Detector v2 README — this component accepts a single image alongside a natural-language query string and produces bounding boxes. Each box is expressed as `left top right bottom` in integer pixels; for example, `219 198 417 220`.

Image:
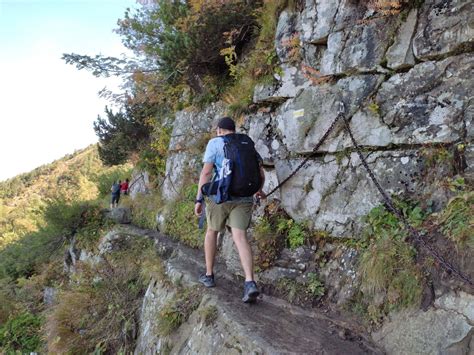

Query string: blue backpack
202 134 262 204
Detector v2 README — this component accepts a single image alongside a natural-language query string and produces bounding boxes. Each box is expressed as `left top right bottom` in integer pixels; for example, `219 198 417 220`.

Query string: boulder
413 0 474 61
372 308 473 355
104 207 132 224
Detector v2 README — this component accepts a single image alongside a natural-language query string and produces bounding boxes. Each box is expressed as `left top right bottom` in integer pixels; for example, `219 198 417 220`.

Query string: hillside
1 1 473 354
0 145 131 249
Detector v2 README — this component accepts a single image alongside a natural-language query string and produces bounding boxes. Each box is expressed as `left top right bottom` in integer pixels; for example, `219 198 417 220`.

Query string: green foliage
157 287 201 336
368 102 380 115
0 311 42 353
276 273 324 305
94 166 133 198
94 105 156 166
306 272 325 297
46 238 158 354
128 191 163 230
136 122 172 178
355 200 426 323
438 191 474 248
164 184 203 248
222 1 286 113
0 145 129 250
0 200 107 281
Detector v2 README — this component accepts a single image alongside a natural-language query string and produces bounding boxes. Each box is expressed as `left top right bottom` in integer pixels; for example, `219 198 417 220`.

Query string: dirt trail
123 225 383 354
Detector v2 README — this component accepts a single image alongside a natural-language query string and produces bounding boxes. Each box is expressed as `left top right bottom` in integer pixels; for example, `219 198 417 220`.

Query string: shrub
46 238 159 354
128 191 163 230
94 166 133 198
356 201 426 322
0 311 42 353
164 184 204 248
438 191 473 248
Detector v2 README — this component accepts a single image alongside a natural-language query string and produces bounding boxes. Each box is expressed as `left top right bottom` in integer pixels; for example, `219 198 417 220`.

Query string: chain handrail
265 102 473 287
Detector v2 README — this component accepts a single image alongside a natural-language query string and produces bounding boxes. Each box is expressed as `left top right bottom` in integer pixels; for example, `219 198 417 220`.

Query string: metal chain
265 113 341 197
264 102 472 286
341 113 473 287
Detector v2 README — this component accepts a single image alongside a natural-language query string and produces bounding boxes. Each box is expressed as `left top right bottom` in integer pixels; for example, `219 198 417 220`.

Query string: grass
127 191 163 230
354 200 427 323
199 305 218 326
438 191 474 248
45 238 160 354
157 286 201 336
164 184 204 248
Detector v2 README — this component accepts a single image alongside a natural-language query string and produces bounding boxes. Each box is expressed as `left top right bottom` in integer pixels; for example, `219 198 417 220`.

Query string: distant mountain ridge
0 144 130 249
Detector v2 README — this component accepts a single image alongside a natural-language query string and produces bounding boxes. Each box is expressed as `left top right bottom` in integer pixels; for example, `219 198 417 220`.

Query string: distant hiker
195 117 265 303
110 180 121 208
121 178 129 195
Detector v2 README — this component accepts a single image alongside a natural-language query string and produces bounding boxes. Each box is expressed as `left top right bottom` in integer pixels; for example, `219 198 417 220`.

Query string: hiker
120 178 129 195
194 117 266 303
110 180 121 208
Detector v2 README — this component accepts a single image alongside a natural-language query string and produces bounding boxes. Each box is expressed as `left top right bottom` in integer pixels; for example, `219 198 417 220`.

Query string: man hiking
194 117 265 303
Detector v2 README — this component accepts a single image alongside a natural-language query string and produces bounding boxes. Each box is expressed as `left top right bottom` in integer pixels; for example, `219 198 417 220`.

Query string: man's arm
255 165 266 199
195 163 214 216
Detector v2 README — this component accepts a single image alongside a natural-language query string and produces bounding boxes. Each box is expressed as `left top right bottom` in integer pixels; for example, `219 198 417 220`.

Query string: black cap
217 117 236 131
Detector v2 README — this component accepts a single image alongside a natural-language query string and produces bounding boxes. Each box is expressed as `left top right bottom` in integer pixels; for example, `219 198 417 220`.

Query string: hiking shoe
242 281 259 303
199 274 216 288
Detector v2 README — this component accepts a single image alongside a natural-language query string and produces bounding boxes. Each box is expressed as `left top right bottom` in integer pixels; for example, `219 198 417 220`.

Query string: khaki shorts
206 199 253 232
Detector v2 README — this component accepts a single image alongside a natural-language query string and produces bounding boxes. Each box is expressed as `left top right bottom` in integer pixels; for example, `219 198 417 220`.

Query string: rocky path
116 225 383 354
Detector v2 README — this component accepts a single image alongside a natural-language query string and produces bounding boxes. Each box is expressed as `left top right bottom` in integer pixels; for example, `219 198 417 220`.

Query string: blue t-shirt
203 136 254 202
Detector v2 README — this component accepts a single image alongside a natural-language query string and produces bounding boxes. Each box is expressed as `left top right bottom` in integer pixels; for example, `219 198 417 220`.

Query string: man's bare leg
204 228 219 275
231 227 254 281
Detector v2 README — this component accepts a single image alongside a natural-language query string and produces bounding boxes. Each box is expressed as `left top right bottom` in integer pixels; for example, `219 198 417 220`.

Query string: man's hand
195 202 203 217
255 189 266 200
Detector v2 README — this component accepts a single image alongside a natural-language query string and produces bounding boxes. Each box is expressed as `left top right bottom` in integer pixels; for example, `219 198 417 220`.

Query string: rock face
162 103 226 201
157 1 474 353
413 0 474 61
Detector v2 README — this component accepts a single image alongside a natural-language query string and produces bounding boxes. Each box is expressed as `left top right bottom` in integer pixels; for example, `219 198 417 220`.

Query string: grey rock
163 103 226 201
275 9 301 63
320 247 359 306
300 0 368 44
377 54 473 145
434 291 474 323
130 171 150 199
321 17 398 75
162 152 201 202
253 65 311 104
372 308 473 355
43 287 57 307
386 9 418 70
275 150 428 237
275 75 383 154
413 0 474 61
104 207 132 224
246 111 274 164
168 102 226 152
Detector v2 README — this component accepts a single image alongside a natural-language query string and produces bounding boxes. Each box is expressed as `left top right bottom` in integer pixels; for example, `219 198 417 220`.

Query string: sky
0 0 141 181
